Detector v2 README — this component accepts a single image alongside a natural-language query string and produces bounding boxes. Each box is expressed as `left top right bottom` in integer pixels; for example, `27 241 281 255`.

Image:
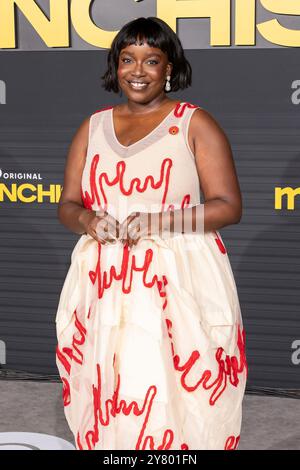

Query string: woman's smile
126 79 149 91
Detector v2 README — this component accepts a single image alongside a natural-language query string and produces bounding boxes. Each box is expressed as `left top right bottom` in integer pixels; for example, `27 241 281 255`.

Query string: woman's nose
132 62 145 74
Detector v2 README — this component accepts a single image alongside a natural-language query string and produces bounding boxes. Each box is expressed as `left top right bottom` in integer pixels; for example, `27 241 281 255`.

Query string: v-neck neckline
110 101 182 149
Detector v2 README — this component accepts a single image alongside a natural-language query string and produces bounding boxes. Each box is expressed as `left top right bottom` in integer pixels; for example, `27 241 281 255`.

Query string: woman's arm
190 108 243 231
57 116 95 234
158 108 243 235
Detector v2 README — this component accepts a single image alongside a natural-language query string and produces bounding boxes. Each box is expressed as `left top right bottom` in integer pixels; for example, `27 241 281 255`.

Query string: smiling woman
119 49 165 92
101 16 192 96
55 16 247 451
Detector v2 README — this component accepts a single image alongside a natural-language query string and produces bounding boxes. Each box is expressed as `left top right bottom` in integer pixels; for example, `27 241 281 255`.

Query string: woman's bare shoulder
190 107 223 130
189 107 230 147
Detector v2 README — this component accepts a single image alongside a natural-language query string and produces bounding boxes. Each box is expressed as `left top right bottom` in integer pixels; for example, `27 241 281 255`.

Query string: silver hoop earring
165 75 171 92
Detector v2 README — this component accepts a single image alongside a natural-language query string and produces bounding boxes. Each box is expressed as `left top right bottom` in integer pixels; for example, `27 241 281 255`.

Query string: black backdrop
0 48 300 388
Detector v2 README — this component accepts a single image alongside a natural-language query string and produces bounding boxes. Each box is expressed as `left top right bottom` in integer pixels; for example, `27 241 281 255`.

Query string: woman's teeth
128 81 148 90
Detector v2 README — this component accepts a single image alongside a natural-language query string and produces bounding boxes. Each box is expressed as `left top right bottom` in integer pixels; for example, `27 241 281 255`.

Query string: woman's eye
121 58 158 65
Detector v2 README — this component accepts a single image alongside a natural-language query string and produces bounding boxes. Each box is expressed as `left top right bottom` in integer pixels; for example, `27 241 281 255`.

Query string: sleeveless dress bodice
81 102 203 223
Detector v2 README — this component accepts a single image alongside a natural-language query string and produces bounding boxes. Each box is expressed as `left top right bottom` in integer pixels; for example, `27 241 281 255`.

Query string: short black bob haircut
101 17 192 95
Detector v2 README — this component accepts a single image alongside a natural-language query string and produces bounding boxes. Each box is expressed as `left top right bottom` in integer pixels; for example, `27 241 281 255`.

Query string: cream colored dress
55 101 248 450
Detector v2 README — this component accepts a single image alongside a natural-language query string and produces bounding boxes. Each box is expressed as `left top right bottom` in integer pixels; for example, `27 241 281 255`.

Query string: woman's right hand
79 208 120 245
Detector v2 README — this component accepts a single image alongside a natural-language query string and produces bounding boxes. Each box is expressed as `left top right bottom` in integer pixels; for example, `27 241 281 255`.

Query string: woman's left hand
119 211 169 248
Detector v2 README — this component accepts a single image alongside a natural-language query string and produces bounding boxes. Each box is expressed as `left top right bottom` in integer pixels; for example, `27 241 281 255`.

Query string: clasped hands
95 210 171 248
94 204 204 248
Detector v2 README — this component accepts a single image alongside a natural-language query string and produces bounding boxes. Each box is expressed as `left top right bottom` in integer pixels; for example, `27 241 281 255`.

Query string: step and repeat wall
0 1 300 388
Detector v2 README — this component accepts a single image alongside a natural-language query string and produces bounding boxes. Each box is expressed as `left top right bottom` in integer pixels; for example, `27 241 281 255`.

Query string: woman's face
117 40 172 103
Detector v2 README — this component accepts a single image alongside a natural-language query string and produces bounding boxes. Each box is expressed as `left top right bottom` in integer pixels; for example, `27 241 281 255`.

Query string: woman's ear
167 62 173 76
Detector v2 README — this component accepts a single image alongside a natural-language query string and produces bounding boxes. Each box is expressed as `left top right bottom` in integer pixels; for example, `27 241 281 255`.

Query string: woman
55 17 248 451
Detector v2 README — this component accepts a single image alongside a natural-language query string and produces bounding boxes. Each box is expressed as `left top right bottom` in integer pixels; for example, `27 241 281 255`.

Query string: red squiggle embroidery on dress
56 309 87 405
174 102 199 118
81 154 174 213
81 154 101 209
88 241 169 301
80 102 199 213
224 435 240 450
62 377 71 407
156 274 168 310
58 310 87 367
170 321 247 405
76 362 189 451
159 276 248 406
214 230 227 254
167 193 191 212
56 344 71 375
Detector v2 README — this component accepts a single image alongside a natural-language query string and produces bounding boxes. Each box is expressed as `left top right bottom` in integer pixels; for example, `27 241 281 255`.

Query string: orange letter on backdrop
157 0 231 46
71 0 118 49
0 0 69 49
235 0 256 45
258 0 300 47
